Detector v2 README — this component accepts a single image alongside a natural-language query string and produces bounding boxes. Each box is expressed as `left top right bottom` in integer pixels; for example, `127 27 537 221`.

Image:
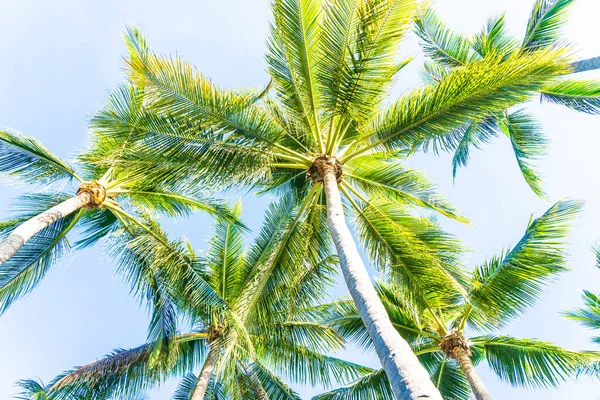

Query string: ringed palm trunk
321 167 443 400
451 347 492 400
0 192 93 264
190 346 219 400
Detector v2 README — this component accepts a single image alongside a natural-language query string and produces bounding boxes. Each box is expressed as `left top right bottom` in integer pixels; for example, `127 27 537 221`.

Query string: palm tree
93 1 600 398
18 202 369 400
414 0 600 196
315 200 600 400
0 79 244 317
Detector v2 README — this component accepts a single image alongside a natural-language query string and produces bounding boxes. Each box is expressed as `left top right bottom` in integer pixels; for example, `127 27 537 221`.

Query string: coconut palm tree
414 0 600 196
0 79 246 317
314 200 600 400
92 0 600 397
18 202 369 400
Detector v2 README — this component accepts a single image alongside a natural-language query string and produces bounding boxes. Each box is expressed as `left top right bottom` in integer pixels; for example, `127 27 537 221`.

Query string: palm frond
415 7 473 67
320 0 419 123
345 47 571 161
466 200 581 330
564 290 600 344
0 130 80 185
16 379 49 400
451 117 499 179
312 368 392 400
499 109 547 198
345 153 468 222
470 335 598 388
245 361 302 400
350 196 467 308
48 336 207 399
0 193 82 315
472 14 519 58
172 373 198 400
419 351 471 400
73 208 119 249
541 79 600 114
523 0 574 50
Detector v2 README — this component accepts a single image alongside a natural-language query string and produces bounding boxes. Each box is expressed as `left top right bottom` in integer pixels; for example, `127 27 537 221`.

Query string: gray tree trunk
322 168 442 400
451 347 492 400
571 56 600 73
0 192 92 264
190 346 218 400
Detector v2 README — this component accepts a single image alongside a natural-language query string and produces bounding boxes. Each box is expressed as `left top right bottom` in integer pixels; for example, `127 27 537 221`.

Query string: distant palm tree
18 202 368 400
0 82 239 317
315 200 600 400
414 0 600 196
100 1 600 398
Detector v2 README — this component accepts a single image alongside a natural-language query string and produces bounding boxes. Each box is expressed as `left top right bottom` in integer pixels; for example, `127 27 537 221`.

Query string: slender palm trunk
451 347 492 400
571 56 600 73
190 346 218 400
322 168 442 400
0 192 92 264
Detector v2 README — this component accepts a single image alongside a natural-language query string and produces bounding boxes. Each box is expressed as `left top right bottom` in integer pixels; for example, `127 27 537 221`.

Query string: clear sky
0 0 599 399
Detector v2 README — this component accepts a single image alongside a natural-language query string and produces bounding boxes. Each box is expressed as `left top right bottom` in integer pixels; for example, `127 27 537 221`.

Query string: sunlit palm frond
419 351 471 400
523 0 574 50
345 153 468 222
472 14 519 58
499 110 547 198
16 379 50 400
465 200 581 330
312 368 392 400
350 196 467 308
451 117 499 180
470 335 597 388
48 337 206 400
541 79 600 114
0 130 80 185
0 194 82 315
73 208 120 249
565 290 600 344
345 47 571 161
245 361 302 400
415 7 473 68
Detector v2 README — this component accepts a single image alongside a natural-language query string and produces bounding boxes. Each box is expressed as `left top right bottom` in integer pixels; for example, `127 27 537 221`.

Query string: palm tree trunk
451 347 492 400
571 56 600 73
190 346 218 400
0 192 92 264
321 168 442 400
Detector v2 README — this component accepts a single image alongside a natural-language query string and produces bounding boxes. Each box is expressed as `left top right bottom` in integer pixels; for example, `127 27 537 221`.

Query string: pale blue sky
0 0 599 399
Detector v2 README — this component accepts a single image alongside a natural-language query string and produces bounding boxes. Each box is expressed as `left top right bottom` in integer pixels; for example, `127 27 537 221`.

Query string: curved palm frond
541 79 600 114
565 290 600 344
465 199 581 330
0 130 81 185
312 368 392 400
523 0 574 50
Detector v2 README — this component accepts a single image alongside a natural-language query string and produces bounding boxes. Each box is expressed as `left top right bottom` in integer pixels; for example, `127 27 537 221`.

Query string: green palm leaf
312 368 391 400
451 118 498 180
466 200 581 330
565 290 600 343
344 47 571 161
523 0 574 50
420 352 471 400
472 14 519 58
0 130 80 185
415 8 473 68
470 335 598 388
541 79 600 114
499 109 547 198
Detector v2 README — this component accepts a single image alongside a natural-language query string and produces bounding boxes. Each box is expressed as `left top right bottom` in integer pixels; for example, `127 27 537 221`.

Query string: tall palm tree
314 200 600 400
414 0 600 196
93 1 600 398
18 202 369 400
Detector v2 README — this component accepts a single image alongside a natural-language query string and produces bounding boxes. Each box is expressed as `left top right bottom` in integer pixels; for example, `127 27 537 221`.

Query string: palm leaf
312 368 392 400
523 0 574 50
541 79 600 114
344 47 571 161
470 335 598 388
466 200 581 330
472 14 519 58
451 117 499 179
564 290 600 344
415 8 473 67
0 130 80 185
499 109 547 198
16 379 50 400
419 351 471 400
